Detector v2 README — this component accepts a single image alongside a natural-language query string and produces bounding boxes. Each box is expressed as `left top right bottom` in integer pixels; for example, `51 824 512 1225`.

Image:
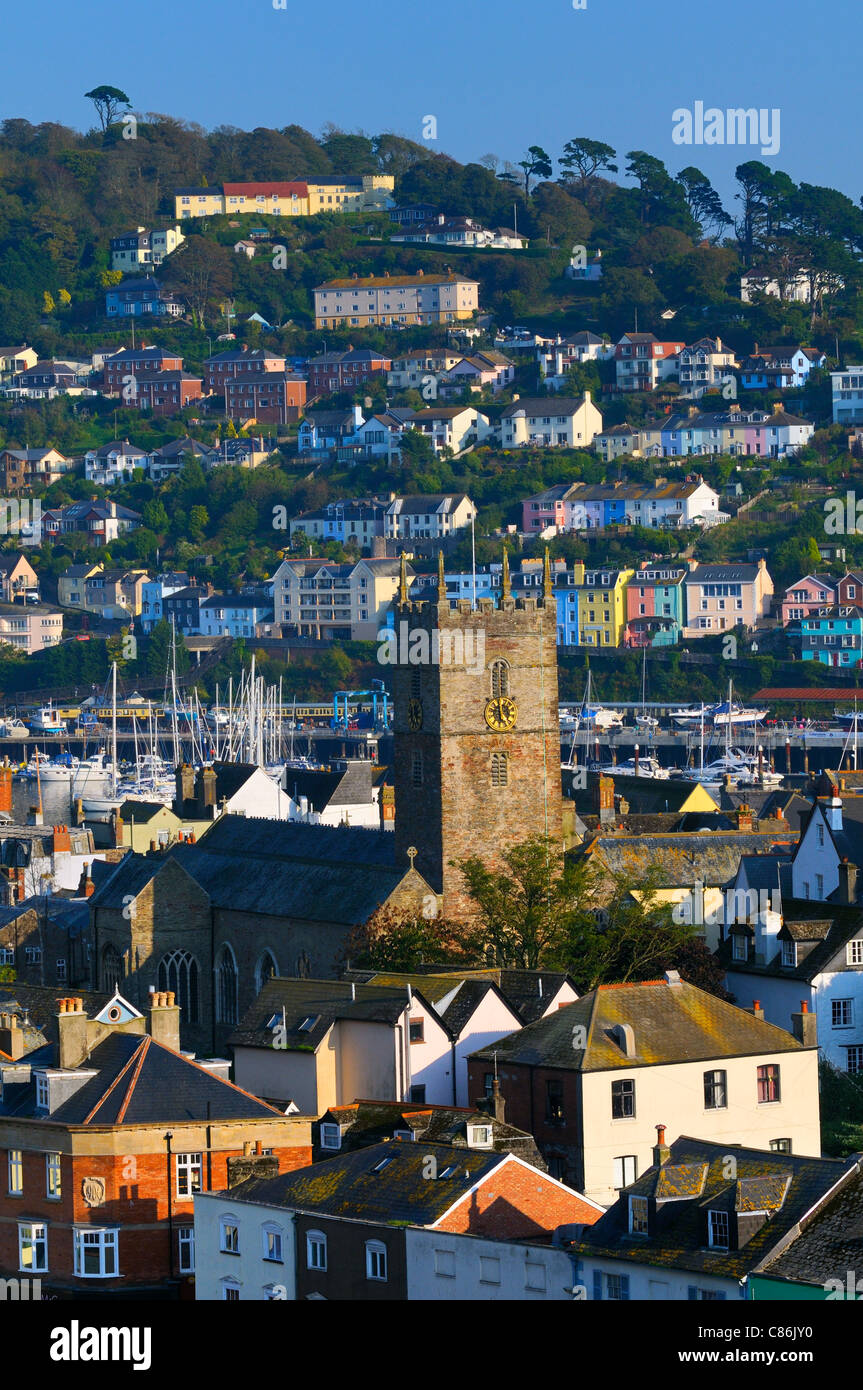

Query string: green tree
84 85 131 131
559 138 618 195
517 146 553 198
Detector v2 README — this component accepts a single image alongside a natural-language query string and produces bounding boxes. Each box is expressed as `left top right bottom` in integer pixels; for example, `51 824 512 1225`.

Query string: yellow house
174 175 394 221
572 562 634 647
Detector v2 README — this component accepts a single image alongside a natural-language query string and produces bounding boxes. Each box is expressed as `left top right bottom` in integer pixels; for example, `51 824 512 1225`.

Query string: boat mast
111 660 117 798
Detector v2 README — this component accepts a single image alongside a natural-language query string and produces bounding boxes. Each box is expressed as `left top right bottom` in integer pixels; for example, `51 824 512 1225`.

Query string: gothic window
255 950 277 994
158 950 199 1024
491 661 509 698
412 750 423 787
491 752 509 788
216 945 238 1025
101 943 123 994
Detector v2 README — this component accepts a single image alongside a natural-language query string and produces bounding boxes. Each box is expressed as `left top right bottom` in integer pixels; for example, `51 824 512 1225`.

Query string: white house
198 592 273 639
405 1228 580 1300
538 333 614 390
499 393 603 449
741 268 843 304
677 337 738 398
406 406 491 455
831 367 863 425
384 493 476 542
84 440 148 486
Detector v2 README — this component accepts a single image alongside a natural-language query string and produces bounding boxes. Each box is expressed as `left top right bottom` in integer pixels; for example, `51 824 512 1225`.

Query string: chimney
200 765 218 810
176 763 195 809
490 1076 506 1124
0 763 12 815
52 824 72 855
653 1123 671 1167
0 1011 25 1060
56 996 89 1069
736 803 755 833
791 1000 817 1047
824 788 843 832
838 858 858 905
750 999 765 1021
148 990 181 1052
594 774 615 825
77 863 95 898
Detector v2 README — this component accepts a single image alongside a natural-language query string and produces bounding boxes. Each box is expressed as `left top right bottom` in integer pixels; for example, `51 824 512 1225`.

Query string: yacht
607 755 670 780
28 705 66 735
35 752 80 784
712 701 769 727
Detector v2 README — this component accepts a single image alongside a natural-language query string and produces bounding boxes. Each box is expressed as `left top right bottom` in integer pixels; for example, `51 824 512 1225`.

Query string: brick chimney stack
653 1123 671 1167
791 1000 817 1048
0 1011 26 1060
56 996 88 1068
148 990 181 1053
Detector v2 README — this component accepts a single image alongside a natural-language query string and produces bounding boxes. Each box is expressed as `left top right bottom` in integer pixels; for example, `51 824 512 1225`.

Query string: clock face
484 696 518 731
407 697 423 731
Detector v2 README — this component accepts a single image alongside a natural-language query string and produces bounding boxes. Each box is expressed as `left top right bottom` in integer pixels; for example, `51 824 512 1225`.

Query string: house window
56 959 66 983
36 1074 49 1110
8 1149 22 1194
833 999 853 1028
594 1271 630 1301
220 1219 240 1254
176 1152 202 1198
307 1230 327 1270
319 1123 341 1150
262 1224 283 1263
847 1046 863 1075
703 1070 727 1110
546 1078 565 1123
409 1019 424 1043
19 1222 47 1274
74 1228 118 1277
479 1255 501 1285
817 823 825 847
781 941 797 968
613 1155 638 1189
25 946 41 965
365 1240 387 1281
491 752 508 788
222 1280 240 1301
178 1226 195 1273
525 1262 547 1291
46 1152 61 1199
769 1138 792 1154
708 1210 730 1249
611 1078 635 1119
849 940 863 967
629 1196 649 1235
757 1064 781 1103
434 1248 455 1278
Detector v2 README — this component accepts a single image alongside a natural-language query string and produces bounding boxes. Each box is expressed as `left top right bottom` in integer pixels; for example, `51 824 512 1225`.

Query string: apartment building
132 372 204 415
204 347 286 394
224 371 306 424
677 337 738 398
272 558 409 641
314 272 479 329
102 347 184 393
832 367 863 424
109 225 185 273
0 603 62 653
174 175 394 220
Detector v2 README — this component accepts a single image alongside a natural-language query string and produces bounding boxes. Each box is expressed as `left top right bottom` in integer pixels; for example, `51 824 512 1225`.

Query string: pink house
781 574 837 625
521 483 574 534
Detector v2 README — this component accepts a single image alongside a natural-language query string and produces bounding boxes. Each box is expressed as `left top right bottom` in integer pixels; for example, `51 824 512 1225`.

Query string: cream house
271 557 407 641
314 273 479 329
684 558 773 635
499 393 603 449
469 973 821 1206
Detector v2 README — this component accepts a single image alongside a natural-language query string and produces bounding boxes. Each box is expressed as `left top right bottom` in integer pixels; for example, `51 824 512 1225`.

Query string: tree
517 146 553 198
559 138 617 194
160 238 232 329
456 839 584 969
42 290 55 314
342 904 478 972
84 86 131 132
675 167 732 241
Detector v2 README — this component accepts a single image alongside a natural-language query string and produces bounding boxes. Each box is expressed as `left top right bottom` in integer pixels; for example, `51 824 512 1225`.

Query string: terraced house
272 556 408 641
173 176 394 220
314 272 479 329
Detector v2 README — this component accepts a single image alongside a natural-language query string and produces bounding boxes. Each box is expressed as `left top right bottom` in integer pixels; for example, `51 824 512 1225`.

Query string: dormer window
467 1124 492 1149
35 1074 49 1110
629 1196 649 1235
319 1123 341 1150
393 1129 416 1141
732 935 747 962
708 1210 730 1249
781 941 797 968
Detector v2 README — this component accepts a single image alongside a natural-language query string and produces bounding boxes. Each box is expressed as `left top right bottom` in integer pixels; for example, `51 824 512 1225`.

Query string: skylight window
297 1015 320 1033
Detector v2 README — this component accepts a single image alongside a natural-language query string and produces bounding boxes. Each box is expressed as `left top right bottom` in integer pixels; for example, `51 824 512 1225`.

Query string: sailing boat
634 648 658 730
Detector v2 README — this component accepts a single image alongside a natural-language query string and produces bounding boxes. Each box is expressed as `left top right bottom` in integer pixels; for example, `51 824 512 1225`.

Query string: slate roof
318 1100 545 1167
345 971 518 1038
0 984 110 1054
470 977 807 1072
755 1161 863 1288
228 976 410 1050
571 1137 854 1281
0 1030 283 1123
580 830 794 886
222 1139 507 1224
721 899 863 982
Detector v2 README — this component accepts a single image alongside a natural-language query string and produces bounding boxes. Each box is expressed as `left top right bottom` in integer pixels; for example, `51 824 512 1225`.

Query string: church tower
391 550 563 920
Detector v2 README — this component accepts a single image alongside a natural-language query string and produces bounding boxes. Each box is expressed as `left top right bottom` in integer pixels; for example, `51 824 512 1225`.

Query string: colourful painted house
800 605 863 668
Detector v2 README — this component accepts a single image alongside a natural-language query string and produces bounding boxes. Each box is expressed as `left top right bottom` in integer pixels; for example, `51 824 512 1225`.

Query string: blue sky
5 0 860 208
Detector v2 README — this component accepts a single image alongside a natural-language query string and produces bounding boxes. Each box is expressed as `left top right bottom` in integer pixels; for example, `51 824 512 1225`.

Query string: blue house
800 605 863 668
105 277 184 319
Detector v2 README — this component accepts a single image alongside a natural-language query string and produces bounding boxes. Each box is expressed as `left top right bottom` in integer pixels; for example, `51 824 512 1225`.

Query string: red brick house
225 371 307 424
307 348 391 397
0 990 311 1299
133 372 203 415
204 348 286 394
103 347 184 394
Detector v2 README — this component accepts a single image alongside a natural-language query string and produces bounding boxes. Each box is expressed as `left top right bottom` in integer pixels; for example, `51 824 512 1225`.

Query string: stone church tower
392 550 563 920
